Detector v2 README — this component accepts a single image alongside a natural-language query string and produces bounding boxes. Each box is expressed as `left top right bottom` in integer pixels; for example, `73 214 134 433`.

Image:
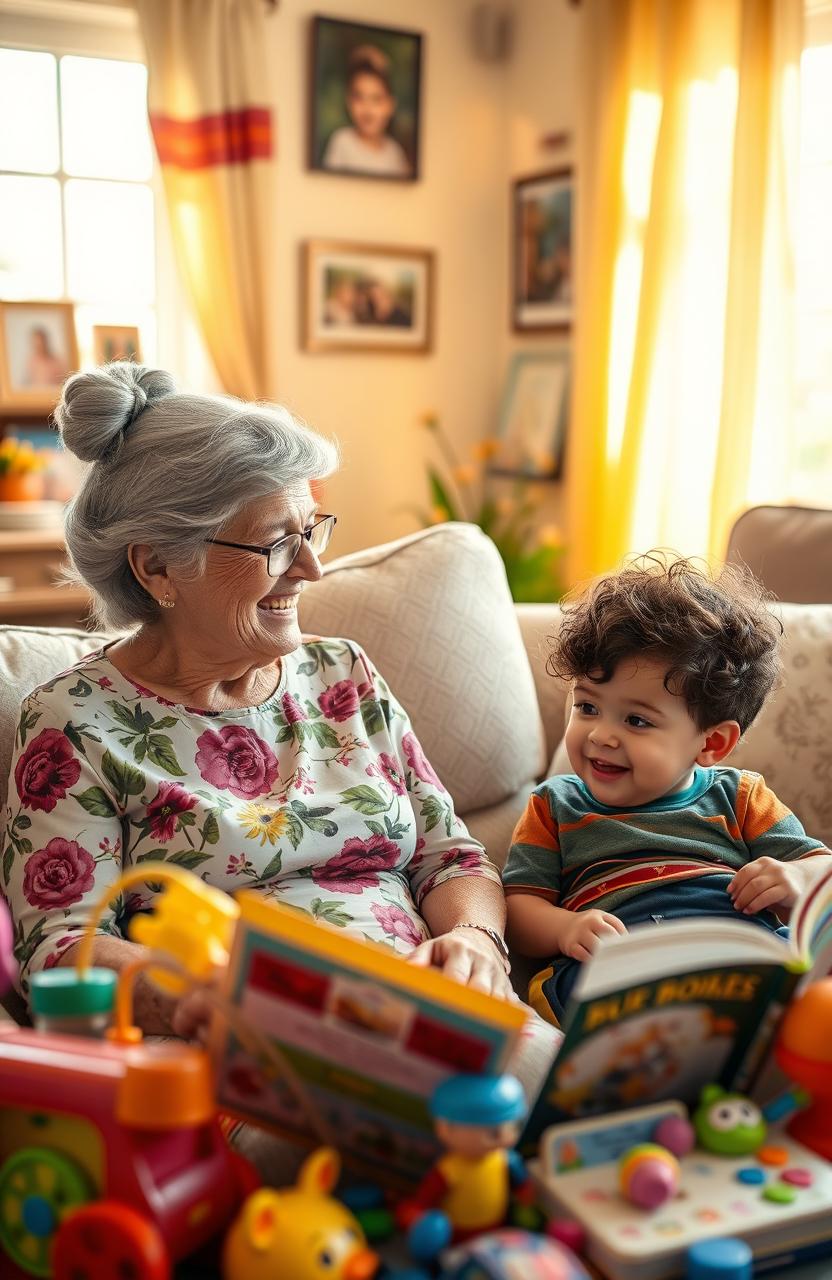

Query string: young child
503 557 832 1025
322 45 411 178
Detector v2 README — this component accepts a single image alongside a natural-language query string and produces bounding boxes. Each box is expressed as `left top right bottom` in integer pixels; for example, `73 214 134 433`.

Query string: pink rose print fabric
23 838 95 910
196 726 278 799
14 729 81 813
3 638 498 995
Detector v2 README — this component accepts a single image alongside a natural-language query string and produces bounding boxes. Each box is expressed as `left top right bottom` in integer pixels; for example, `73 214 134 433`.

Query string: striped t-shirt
502 767 825 914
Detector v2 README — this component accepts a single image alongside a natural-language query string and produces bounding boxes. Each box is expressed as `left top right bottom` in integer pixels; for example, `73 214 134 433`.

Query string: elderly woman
4 363 519 1043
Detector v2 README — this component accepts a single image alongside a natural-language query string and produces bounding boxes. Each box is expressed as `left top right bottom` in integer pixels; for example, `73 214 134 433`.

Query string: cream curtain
568 0 802 583
136 0 276 400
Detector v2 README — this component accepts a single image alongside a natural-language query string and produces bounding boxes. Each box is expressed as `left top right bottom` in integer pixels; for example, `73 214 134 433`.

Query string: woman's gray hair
56 362 338 631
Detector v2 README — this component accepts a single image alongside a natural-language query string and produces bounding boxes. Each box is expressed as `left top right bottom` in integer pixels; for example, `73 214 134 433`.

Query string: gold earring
158 593 175 609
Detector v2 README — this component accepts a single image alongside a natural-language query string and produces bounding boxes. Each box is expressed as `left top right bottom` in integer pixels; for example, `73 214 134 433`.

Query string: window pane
0 49 59 174
60 57 152 181
65 180 155 303
0 176 63 298
801 45 832 166
796 165 832 309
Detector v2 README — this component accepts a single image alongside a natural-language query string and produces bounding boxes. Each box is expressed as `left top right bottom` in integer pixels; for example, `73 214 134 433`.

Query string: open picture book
521 863 832 1149
208 891 527 1184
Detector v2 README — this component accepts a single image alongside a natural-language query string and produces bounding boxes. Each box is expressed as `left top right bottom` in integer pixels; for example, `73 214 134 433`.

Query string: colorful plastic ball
654 1113 695 1157
619 1143 680 1209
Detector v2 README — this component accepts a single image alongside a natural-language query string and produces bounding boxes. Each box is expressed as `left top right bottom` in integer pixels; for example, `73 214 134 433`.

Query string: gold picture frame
0 301 79 412
303 240 434 354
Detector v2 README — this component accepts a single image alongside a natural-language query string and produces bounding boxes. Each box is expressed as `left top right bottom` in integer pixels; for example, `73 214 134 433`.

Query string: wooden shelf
0 585 91 620
0 528 66 552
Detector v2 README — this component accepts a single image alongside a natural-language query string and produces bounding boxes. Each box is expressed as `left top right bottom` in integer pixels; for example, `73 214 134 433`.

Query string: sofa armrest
515 604 568 773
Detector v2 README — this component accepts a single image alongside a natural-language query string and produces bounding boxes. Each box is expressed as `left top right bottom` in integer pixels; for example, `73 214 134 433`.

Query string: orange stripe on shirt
511 792 559 851
741 774 792 843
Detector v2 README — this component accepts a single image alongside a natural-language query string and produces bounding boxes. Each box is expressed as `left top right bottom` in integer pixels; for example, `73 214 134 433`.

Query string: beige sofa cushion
726 505 832 604
0 626 108 811
299 523 547 817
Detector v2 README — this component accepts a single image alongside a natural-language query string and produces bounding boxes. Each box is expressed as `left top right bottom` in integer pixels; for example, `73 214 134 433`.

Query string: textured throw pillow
299 523 546 815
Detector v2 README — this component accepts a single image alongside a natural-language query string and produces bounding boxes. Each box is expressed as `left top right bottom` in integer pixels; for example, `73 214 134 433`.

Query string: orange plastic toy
0 865 257 1279
775 976 832 1161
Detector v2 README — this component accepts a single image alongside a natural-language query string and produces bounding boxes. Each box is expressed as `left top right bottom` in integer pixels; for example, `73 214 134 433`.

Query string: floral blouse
2 638 499 996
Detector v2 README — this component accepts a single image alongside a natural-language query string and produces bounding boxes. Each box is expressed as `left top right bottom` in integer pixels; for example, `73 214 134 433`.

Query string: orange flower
473 439 500 462
452 464 476 486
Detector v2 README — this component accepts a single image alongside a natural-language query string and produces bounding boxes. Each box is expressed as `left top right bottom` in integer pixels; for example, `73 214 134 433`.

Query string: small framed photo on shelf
512 168 573 332
92 324 141 365
302 240 434 354
490 350 570 481
309 16 423 181
0 301 78 411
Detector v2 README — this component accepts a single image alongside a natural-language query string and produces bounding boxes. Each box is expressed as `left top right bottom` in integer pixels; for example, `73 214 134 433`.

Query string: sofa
2 521 831 1024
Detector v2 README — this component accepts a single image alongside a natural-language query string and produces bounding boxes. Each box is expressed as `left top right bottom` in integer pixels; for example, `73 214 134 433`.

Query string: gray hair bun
56 362 177 463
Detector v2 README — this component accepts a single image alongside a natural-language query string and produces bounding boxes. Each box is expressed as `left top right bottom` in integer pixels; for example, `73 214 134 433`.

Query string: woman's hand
407 926 517 1002
170 984 216 1043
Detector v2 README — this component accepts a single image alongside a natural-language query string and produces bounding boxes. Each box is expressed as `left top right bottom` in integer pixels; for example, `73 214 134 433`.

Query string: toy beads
618 1144 680 1209
692 1087 767 1156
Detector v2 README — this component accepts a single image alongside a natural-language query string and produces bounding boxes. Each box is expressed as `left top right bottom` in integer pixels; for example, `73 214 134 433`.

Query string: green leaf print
365 820 385 837
153 716 179 730
16 917 47 971
202 812 220 845
309 897 353 928
135 849 169 863
14 815 31 830
284 811 304 850
339 785 389 816
2 841 13 888
18 708 41 749
145 735 186 776
73 786 118 818
359 700 385 737
305 721 340 749
107 701 152 734
167 849 214 872
275 725 294 744
304 700 322 719
420 795 445 833
68 679 93 698
260 849 282 880
101 751 146 804
384 815 409 841
291 800 338 837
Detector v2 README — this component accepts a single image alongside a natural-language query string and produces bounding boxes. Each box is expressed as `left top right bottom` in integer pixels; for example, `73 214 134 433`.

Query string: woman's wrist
449 922 511 972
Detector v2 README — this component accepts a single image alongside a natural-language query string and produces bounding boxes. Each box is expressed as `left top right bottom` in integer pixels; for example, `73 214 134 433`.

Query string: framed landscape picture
490 350 570 480
0 301 78 411
512 168 574 332
309 15 423 181
303 240 434 353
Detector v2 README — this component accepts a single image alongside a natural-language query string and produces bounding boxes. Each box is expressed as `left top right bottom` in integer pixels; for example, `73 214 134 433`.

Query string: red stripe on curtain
150 106 273 169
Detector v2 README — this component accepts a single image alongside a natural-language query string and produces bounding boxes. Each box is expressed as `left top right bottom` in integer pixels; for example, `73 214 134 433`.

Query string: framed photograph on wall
490 350 570 480
0 301 78 411
309 16 423 181
303 240 434 353
92 324 142 365
512 168 573 332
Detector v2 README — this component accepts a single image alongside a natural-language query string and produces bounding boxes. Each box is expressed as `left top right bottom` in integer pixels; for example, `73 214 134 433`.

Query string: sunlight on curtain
569 0 802 584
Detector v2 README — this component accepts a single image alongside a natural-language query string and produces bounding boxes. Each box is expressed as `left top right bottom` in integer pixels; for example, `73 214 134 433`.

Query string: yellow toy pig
222 1147 380 1280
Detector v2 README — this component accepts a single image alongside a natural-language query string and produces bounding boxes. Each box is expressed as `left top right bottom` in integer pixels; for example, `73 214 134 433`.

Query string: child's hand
729 854 830 915
561 910 627 962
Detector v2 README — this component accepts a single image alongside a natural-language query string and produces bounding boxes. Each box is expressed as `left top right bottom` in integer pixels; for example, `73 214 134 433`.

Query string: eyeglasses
206 514 337 578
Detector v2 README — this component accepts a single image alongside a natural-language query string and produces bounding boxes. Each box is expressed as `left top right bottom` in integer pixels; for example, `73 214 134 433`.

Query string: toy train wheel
0 1146 90 1278
53 1201 170 1280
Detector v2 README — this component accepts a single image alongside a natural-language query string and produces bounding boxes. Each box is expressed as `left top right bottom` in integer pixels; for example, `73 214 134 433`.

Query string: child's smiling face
346 71 396 142
565 655 718 808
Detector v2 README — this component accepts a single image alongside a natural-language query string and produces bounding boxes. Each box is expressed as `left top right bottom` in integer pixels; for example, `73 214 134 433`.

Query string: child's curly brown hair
549 554 783 732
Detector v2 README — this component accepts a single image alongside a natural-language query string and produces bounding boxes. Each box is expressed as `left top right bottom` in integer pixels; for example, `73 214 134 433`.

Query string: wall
266 0 508 555
498 0 582 549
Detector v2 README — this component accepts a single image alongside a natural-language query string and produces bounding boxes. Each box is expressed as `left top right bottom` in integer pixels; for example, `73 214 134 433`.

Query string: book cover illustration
210 891 526 1183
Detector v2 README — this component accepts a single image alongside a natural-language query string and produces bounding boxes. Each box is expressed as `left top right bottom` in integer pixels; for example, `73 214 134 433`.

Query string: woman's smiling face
169 481 324 668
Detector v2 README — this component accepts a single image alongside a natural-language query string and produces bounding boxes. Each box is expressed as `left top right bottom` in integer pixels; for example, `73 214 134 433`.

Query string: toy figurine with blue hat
398 1074 530 1253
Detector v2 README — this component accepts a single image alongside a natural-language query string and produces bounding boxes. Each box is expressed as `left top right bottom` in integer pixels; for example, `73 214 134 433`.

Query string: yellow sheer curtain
136 0 276 400
568 0 802 583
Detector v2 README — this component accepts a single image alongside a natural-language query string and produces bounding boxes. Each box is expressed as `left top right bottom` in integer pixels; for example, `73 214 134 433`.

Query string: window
793 4 832 501
0 44 157 364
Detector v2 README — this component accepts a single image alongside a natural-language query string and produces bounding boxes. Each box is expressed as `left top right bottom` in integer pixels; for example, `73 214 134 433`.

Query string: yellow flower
538 524 565 549
452 464 476 486
473 439 500 462
237 802 290 846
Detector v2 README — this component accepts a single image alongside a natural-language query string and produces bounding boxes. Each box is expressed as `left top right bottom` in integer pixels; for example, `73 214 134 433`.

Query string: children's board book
521 863 832 1149
209 891 526 1184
